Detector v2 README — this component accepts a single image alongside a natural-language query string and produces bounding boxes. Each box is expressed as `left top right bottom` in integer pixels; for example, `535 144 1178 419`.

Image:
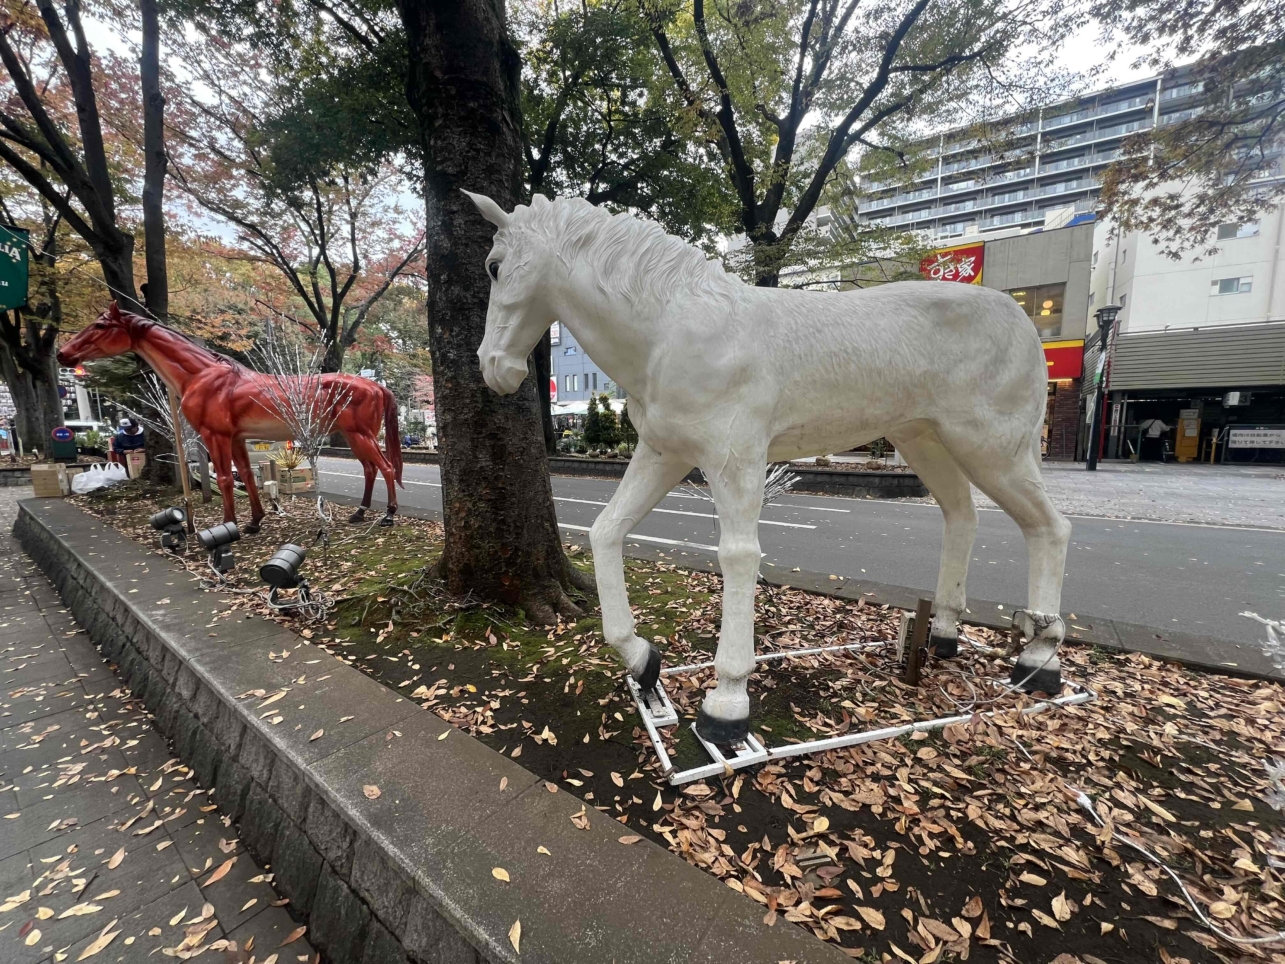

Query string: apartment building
841 68 1216 244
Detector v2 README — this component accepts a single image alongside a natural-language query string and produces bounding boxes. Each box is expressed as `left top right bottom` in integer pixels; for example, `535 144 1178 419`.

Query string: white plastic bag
71 462 128 494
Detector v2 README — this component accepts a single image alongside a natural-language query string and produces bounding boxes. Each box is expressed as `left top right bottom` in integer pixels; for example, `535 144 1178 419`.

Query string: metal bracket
692 725 768 770
625 674 679 728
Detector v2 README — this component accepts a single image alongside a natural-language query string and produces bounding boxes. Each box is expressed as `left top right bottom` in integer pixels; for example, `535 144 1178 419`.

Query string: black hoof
695 707 750 746
929 634 958 659
633 644 662 694
1011 661 1061 695
378 513 395 528
243 522 261 535
348 507 367 524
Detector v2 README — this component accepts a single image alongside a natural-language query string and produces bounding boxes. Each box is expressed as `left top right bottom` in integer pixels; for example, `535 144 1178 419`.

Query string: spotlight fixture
149 507 187 553
260 544 306 590
196 521 240 574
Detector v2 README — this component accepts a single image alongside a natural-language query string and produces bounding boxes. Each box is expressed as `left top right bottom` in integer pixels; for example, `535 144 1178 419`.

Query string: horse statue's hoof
1011 651 1061 695
633 644 662 694
929 634 958 659
378 513 395 528
242 521 261 535
695 706 750 747
347 507 367 524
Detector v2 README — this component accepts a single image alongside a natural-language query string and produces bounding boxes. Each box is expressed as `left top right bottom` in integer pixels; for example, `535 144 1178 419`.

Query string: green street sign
0 224 28 313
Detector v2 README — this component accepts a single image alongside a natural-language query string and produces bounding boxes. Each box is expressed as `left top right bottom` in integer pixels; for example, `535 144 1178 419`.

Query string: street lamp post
1086 303 1121 472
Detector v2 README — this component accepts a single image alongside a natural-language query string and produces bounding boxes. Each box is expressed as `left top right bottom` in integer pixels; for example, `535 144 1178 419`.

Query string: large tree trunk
397 0 591 622
0 341 61 454
534 327 556 455
140 0 168 319
138 0 176 488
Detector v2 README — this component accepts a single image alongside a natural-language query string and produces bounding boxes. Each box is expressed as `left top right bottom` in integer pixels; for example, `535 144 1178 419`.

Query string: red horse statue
58 303 402 532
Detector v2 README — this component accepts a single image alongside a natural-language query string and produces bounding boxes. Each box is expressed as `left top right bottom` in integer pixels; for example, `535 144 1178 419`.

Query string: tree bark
0 333 61 454
138 0 175 487
140 0 168 318
396 0 591 622
534 327 556 455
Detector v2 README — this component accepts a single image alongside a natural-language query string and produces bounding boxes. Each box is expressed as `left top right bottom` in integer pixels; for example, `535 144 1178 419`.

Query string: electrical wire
1008 737 1285 948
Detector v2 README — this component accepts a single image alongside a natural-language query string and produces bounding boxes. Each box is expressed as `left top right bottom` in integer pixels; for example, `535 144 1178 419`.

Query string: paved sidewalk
980 461 1285 529
0 488 316 964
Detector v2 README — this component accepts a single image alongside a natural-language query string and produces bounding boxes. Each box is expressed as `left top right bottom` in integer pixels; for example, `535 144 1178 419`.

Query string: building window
1211 276 1252 295
1216 222 1260 240
1007 283 1065 339
564 374 580 393
550 321 561 346
591 372 598 391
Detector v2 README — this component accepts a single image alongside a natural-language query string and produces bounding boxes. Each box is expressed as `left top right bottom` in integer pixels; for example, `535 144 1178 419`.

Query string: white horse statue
466 191 1071 745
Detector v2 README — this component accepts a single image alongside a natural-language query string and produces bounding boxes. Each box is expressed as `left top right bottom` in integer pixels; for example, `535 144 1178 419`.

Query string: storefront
1042 340 1083 459
1098 322 1285 462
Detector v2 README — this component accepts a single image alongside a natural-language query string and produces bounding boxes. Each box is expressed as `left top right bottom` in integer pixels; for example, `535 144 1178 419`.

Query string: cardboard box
277 466 314 495
125 451 147 479
31 463 68 498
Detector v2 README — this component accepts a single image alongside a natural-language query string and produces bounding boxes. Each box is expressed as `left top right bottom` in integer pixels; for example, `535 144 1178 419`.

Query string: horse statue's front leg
695 456 767 746
588 441 693 692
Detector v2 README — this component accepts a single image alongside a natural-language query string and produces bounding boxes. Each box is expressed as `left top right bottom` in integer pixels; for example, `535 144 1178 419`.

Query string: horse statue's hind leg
589 441 693 693
944 434 1071 693
230 441 266 534
344 431 399 527
889 428 979 658
693 449 767 745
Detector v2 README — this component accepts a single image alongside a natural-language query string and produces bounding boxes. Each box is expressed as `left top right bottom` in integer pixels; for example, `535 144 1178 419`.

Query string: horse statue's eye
488 262 500 282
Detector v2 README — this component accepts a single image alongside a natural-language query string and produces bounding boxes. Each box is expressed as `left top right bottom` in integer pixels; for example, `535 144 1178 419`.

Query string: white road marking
557 523 718 553
553 496 816 529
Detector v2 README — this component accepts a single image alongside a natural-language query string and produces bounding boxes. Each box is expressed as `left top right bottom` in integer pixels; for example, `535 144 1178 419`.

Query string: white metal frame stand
629 640 1097 786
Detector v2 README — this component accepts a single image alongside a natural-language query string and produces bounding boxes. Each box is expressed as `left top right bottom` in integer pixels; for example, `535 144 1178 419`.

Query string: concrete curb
322 490 1283 685
320 447 929 500
16 498 847 964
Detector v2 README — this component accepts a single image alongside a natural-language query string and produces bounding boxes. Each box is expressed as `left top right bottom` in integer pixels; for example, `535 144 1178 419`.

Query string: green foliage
619 400 639 447
515 1 733 248
595 393 619 448
583 393 603 448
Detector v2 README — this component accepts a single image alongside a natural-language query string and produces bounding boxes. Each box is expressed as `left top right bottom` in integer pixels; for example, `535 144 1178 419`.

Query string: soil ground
69 481 1285 964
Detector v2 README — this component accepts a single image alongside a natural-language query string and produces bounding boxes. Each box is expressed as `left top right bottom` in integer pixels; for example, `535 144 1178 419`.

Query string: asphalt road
317 457 1285 647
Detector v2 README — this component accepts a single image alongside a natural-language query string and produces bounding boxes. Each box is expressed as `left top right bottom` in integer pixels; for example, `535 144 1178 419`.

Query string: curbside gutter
16 498 847 964
320 447 928 500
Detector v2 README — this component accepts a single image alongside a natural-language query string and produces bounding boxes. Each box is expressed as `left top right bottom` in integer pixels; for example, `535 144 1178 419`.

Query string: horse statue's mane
514 196 741 309
110 304 235 368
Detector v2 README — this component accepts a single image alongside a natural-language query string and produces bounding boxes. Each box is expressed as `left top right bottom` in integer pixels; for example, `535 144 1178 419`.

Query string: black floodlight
150 507 186 530
150 507 187 553
260 544 306 590
197 521 240 574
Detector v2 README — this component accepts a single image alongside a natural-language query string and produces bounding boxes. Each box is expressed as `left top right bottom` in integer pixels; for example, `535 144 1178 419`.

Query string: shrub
583 394 603 448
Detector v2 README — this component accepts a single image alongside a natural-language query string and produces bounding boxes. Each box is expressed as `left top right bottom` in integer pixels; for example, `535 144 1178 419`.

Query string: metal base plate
691 725 768 769
626 674 679 728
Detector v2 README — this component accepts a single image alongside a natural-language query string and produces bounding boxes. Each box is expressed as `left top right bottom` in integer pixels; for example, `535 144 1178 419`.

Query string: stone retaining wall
322 447 928 499
15 498 843 964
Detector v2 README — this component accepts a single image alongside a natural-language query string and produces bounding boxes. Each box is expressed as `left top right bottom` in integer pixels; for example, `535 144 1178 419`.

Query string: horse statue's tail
382 388 403 486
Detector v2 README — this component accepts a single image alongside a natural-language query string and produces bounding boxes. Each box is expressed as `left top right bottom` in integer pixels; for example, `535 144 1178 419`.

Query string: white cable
1010 738 1285 947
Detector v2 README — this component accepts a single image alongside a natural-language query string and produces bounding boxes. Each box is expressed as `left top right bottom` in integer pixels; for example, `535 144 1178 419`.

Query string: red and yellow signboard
1043 339 1083 380
919 242 985 284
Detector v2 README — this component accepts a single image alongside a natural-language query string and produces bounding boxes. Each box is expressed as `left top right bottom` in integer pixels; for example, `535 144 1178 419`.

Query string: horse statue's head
464 191 564 396
57 302 142 367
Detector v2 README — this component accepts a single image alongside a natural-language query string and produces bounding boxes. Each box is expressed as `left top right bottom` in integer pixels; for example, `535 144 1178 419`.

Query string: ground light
259 543 330 619
149 507 187 553
196 521 240 575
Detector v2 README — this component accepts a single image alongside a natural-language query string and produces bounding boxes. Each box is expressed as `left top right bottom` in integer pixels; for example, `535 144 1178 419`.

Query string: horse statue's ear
107 302 121 321
461 190 509 229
